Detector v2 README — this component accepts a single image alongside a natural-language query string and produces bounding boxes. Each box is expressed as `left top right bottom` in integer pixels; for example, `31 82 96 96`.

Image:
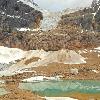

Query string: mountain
0 0 99 51
59 0 100 32
0 0 43 33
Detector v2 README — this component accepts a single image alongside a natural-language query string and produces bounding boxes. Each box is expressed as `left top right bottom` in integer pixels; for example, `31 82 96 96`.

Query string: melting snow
0 46 26 64
0 47 86 76
44 97 78 100
94 47 100 50
40 12 61 31
16 28 40 32
92 70 99 73
19 0 62 31
0 80 5 84
22 76 60 82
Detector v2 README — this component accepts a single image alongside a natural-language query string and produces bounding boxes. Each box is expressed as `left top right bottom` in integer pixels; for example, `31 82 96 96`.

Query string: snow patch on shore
22 76 60 82
44 97 78 100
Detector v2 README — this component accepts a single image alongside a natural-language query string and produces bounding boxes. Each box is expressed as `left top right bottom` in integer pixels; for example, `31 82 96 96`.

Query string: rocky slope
0 0 43 33
0 0 100 51
59 0 100 32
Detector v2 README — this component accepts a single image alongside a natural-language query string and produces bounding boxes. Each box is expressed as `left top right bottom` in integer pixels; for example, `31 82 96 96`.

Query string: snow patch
22 76 60 82
0 48 86 76
94 47 100 50
44 97 78 100
0 80 5 84
16 28 40 32
92 70 99 73
0 46 26 64
19 0 61 31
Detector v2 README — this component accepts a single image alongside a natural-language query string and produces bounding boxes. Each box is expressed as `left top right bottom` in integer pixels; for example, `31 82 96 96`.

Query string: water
19 80 100 97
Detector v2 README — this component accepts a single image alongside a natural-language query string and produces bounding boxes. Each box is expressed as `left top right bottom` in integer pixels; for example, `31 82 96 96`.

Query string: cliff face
0 0 43 32
59 0 100 32
0 0 99 51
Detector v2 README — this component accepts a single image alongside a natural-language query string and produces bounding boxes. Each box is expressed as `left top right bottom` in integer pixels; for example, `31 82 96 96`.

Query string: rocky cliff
0 0 100 51
59 0 100 32
0 0 43 32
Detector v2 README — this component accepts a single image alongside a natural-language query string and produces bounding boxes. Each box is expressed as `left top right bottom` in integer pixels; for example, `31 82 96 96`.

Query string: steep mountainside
0 0 100 51
0 0 43 32
59 0 100 32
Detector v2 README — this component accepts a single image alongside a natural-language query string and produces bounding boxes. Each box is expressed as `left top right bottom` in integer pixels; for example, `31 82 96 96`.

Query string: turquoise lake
19 80 100 97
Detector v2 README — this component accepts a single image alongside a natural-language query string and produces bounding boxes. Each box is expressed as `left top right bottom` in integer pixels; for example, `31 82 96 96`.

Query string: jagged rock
0 0 43 32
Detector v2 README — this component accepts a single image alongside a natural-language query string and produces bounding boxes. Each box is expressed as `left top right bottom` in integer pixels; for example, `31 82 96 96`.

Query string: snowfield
0 46 86 76
0 46 26 64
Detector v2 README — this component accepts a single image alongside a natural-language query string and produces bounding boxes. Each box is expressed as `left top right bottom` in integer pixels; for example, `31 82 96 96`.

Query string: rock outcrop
59 0 100 32
0 0 100 51
0 0 43 32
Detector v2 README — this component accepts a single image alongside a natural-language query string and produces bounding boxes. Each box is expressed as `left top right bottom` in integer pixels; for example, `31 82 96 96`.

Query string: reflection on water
19 80 100 97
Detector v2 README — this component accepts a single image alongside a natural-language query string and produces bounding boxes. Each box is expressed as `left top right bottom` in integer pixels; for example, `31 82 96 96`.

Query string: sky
34 0 93 11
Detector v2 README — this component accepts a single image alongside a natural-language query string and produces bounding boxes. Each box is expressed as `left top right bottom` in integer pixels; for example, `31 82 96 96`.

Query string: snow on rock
78 49 88 54
0 46 26 64
0 80 5 84
70 68 79 75
9 49 86 74
16 28 40 32
19 0 38 9
94 47 100 53
92 70 99 73
44 97 78 100
40 12 61 31
0 48 86 76
19 0 61 31
22 76 60 82
94 47 100 50
35 49 86 64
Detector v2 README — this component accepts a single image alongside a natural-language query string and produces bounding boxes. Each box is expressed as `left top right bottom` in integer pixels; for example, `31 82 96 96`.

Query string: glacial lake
19 80 100 97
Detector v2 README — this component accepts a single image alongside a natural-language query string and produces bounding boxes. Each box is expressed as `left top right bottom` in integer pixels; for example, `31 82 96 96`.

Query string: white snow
94 47 100 50
44 97 78 100
22 76 60 82
92 70 99 73
92 5 100 18
18 0 62 31
0 46 26 64
0 80 5 84
70 68 79 75
0 47 86 76
19 0 44 14
16 28 40 32
78 49 88 54
98 54 100 57
40 12 61 31
11 49 85 75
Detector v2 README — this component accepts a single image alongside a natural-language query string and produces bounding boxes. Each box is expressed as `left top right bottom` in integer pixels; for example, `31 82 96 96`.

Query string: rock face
0 0 43 32
0 0 100 51
59 0 100 32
